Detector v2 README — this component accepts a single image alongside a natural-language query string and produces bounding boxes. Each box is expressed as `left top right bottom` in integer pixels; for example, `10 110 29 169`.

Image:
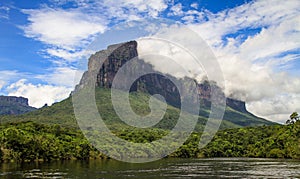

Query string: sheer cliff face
75 41 138 92
0 96 36 115
0 96 29 106
75 41 247 113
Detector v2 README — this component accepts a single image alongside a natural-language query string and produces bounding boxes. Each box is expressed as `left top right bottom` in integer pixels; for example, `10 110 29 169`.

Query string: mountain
0 96 36 115
0 41 285 162
0 41 275 130
75 40 275 127
0 88 237 131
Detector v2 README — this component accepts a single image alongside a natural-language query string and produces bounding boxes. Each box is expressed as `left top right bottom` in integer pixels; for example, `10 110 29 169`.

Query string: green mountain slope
0 88 275 131
0 41 275 130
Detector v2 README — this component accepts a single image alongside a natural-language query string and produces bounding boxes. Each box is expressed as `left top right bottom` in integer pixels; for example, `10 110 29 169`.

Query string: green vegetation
286 112 299 125
0 88 296 162
0 120 299 162
200 120 300 159
0 88 274 131
0 122 101 162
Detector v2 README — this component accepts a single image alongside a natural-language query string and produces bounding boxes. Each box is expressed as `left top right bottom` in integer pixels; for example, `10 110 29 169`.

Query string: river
1 158 300 178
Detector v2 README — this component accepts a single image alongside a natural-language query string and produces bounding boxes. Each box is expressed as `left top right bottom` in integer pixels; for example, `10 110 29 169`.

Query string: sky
0 0 299 123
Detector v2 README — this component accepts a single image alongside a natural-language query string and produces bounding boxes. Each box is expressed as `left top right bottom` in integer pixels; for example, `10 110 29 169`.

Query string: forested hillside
0 88 274 132
0 120 298 162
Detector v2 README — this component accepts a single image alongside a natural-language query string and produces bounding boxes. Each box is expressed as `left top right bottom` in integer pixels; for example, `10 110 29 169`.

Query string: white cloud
7 79 72 108
21 0 169 61
15 0 169 107
15 0 299 123
0 6 9 19
0 70 18 79
45 48 92 62
22 8 107 48
186 0 300 123
99 0 168 18
181 15 195 24
20 8 107 62
0 80 5 90
168 3 183 16
0 68 81 107
190 3 198 9
188 0 300 46
239 17 300 63
36 67 84 88
137 37 205 80
247 93 300 123
0 70 24 90
22 0 169 49
135 0 300 123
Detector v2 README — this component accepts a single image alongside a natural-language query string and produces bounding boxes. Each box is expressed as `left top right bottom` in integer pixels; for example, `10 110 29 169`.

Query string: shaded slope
0 88 274 131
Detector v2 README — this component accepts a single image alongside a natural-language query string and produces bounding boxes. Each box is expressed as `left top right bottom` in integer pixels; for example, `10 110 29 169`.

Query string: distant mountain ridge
0 96 36 115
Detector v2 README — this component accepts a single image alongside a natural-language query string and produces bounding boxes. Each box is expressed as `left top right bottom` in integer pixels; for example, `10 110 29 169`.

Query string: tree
286 112 299 125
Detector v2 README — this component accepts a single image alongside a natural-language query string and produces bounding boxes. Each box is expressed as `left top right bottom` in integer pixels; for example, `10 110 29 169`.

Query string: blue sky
0 0 299 123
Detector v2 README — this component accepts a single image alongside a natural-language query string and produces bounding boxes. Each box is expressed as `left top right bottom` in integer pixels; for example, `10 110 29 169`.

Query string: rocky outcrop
0 96 36 115
75 41 137 92
0 96 29 106
75 41 250 115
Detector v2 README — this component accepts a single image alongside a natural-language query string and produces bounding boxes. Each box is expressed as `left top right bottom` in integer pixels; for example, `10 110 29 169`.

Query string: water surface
1 158 300 178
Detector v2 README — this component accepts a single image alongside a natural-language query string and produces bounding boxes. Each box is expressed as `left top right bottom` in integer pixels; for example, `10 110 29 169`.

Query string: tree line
0 113 299 162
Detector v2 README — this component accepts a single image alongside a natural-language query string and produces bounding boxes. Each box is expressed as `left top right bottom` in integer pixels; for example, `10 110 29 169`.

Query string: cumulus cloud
36 67 84 88
239 17 300 63
21 0 169 61
7 79 72 108
16 0 169 107
0 68 80 107
20 8 107 64
168 3 183 16
247 94 300 122
22 8 107 48
188 0 300 46
0 70 25 91
137 37 205 80
16 0 299 123
136 0 300 123
186 0 300 123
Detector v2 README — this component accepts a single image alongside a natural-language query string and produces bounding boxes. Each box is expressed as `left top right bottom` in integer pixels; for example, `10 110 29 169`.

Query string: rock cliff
76 41 249 114
0 96 36 115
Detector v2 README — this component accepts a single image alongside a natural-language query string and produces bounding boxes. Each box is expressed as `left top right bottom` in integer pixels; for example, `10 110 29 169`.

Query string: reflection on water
1 158 300 178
